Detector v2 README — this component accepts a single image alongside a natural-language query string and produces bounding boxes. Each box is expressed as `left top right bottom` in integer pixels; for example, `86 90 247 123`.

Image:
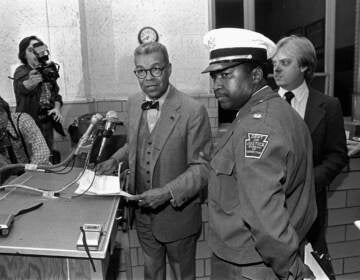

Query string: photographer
13 36 64 162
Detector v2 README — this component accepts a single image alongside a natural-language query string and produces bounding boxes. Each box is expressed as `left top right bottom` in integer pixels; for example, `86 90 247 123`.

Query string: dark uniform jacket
208 86 317 280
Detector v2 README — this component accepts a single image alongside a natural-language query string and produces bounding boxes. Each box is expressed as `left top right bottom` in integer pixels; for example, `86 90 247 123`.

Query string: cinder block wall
53 95 218 159
328 158 360 279
117 155 360 280
54 95 216 279
55 98 360 280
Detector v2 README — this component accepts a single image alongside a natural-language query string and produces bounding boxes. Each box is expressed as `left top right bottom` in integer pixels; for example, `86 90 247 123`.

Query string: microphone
74 113 103 155
96 111 120 163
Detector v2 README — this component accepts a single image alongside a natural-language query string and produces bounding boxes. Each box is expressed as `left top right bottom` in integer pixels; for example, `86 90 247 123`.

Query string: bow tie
141 101 159 110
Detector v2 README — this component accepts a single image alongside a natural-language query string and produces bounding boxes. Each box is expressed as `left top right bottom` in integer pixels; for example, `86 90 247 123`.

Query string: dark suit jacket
304 88 348 193
112 85 213 242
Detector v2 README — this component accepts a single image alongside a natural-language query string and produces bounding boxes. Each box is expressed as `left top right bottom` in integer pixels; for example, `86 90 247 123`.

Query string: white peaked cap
202 28 276 73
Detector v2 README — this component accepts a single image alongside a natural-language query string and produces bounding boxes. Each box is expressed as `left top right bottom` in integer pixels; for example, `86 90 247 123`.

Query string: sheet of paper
75 169 132 197
354 220 360 230
304 243 330 280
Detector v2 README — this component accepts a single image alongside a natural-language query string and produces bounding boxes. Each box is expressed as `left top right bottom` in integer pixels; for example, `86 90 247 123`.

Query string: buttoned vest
135 111 158 194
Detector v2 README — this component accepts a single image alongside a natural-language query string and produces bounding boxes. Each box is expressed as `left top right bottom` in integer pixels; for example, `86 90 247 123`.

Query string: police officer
202 28 316 280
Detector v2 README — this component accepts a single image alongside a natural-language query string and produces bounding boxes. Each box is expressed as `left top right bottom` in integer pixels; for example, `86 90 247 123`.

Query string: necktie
284 91 295 105
141 101 159 110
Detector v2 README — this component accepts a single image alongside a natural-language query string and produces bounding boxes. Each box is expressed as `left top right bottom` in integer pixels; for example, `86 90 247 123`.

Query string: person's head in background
18 35 44 69
133 42 172 100
0 97 11 130
272 35 317 91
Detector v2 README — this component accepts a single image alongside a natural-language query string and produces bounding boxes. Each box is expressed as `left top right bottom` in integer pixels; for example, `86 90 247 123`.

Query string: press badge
245 133 269 159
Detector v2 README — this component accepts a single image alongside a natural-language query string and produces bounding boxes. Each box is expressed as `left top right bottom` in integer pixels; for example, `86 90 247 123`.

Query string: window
214 0 244 123
334 0 355 116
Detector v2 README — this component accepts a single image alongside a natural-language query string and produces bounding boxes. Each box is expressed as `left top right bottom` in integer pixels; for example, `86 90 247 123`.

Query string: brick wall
328 158 360 279
115 159 360 280
55 98 360 279
53 95 218 159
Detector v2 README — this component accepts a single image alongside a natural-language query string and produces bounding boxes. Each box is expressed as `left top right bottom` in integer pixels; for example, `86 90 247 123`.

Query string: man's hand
23 70 43 90
95 157 118 175
129 187 171 209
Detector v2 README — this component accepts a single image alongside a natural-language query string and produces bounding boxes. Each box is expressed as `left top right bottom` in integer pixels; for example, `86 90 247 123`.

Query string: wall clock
138 26 159 44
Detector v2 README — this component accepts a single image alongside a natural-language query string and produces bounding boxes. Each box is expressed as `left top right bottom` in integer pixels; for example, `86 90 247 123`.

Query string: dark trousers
135 212 199 280
210 254 278 280
40 120 54 150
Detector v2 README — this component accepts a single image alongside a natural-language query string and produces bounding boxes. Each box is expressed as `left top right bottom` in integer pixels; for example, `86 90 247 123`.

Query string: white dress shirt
145 86 169 132
278 81 309 119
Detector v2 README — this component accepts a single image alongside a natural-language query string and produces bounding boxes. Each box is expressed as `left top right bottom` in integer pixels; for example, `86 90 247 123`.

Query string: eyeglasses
134 66 166 79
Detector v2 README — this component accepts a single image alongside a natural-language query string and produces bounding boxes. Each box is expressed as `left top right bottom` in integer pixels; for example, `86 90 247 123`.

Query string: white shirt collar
278 80 308 102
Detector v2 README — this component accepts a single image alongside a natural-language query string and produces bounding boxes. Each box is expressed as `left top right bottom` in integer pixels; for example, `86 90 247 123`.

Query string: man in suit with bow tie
96 42 212 280
272 35 348 279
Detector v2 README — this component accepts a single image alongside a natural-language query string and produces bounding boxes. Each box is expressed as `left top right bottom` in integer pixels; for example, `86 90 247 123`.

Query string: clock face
138 27 159 44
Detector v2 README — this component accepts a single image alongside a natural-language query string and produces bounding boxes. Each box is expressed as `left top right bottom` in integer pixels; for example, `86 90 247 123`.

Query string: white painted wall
0 0 210 104
0 0 83 103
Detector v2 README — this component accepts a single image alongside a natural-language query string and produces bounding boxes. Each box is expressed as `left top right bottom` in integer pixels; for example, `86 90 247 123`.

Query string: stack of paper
75 169 132 197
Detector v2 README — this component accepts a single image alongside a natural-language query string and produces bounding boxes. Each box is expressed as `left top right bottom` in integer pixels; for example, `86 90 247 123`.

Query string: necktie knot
141 101 159 110
284 91 294 104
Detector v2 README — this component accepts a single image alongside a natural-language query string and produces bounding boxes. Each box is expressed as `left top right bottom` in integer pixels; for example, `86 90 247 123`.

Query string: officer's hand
95 158 118 175
48 107 63 122
23 70 43 90
129 187 171 209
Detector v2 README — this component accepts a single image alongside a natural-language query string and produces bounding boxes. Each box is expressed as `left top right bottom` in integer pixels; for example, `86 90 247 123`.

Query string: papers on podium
75 169 132 197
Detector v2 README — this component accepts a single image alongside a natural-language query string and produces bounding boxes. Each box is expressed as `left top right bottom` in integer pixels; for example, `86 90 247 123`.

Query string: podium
0 168 119 279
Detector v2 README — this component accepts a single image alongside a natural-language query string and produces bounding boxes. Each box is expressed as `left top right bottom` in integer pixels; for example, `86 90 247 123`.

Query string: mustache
144 83 159 86
214 89 227 98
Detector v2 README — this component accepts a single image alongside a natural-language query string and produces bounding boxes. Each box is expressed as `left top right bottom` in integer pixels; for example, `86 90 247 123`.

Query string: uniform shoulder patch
245 133 269 159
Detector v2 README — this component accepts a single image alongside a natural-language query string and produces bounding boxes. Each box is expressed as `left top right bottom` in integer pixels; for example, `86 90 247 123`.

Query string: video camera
32 42 60 83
